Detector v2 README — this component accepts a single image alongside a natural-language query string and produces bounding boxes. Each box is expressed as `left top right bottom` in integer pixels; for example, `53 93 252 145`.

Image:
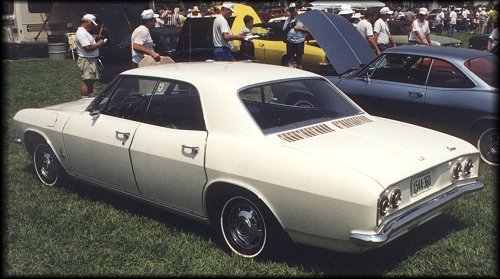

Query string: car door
337 53 428 124
130 80 208 215
62 76 155 193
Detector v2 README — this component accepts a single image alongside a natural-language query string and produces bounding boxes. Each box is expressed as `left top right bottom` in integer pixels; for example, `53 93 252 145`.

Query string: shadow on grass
25 164 466 275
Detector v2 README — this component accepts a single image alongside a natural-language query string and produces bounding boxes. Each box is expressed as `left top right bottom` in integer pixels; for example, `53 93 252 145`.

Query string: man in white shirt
374 7 396 52
448 6 457 37
434 8 445 35
131 9 161 66
461 8 471 33
75 14 106 98
212 2 244 61
356 11 380 55
408 8 431 45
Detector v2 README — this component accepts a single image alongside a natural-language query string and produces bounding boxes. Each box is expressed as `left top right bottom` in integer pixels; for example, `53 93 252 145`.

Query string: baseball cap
141 9 159 20
222 2 235 12
418 7 428 15
288 3 296 9
338 4 354 15
380 7 393 15
81 14 97 26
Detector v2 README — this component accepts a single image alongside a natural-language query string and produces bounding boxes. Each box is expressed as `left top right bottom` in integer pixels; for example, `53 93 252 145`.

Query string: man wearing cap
374 7 397 52
408 8 431 46
356 11 380 55
338 4 355 23
188 6 202 18
212 1 244 61
283 3 308 69
75 14 106 98
131 9 161 67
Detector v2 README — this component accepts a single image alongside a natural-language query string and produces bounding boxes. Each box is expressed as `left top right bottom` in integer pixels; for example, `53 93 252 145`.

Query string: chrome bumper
350 180 484 247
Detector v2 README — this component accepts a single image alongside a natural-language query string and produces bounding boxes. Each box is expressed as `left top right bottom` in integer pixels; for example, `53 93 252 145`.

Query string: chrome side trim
350 180 484 247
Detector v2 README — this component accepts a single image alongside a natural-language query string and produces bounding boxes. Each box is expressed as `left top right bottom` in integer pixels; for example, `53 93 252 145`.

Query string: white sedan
13 61 483 258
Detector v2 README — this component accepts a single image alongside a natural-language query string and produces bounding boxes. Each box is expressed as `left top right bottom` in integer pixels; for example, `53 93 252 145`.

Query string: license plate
411 171 432 197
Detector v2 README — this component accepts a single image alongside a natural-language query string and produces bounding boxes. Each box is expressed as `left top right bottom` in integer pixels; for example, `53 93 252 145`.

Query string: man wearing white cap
212 1 244 61
374 7 397 52
75 14 106 98
338 4 355 23
283 3 308 69
408 7 431 45
131 9 161 66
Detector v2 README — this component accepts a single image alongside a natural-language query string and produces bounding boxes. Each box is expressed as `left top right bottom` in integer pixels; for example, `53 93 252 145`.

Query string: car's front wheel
33 143 66 186
477 127 499 166
220 195 274 258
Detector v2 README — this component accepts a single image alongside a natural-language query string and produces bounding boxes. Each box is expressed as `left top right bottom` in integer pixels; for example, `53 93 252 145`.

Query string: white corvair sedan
13 61 484 258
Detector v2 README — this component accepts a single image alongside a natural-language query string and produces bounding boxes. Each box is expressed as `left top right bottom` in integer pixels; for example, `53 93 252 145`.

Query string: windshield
239 78 363 134
463 55 497 88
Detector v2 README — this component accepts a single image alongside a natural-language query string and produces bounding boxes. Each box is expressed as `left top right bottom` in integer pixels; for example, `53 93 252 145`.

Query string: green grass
2 59 498 276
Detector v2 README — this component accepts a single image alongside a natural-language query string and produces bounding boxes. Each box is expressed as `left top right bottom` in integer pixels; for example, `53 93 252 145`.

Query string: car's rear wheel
477 127 499 166
33 143 65 186
220 194 275 258
287 95 317 107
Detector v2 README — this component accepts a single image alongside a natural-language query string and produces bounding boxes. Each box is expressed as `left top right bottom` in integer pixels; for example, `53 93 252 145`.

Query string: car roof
384 45 493 61
122 61 320 89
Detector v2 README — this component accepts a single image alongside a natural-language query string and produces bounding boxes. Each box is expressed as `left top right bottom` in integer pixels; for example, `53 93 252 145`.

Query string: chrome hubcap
222 197 266 256
479 128 499 165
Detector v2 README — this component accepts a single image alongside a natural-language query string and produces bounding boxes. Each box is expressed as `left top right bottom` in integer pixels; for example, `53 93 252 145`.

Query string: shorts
286 41 305 57
77 57 100 80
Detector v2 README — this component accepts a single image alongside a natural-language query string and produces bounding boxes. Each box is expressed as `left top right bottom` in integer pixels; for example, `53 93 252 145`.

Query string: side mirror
89 109 100 117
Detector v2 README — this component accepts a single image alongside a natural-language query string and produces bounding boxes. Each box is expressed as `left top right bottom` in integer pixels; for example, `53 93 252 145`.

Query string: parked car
327 46 498 165
468 34 489 51
296 10 498 166
13 62 483 258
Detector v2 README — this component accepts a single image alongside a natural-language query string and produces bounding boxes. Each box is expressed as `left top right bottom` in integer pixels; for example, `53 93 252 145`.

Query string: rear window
239 78 362 134
463 56 497 88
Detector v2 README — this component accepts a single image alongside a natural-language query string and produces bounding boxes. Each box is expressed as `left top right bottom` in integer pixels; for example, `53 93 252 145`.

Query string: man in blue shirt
283 3 307 69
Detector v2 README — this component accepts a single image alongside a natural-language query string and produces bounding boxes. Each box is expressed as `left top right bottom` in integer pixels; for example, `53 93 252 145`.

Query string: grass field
2 58 497 276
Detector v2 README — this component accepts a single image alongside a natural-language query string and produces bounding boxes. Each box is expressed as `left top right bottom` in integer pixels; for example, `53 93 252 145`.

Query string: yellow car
224 4 331 74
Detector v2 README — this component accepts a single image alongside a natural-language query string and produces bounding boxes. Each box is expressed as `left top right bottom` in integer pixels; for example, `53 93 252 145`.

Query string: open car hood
175 16 235 54
99 4 143 48
298 10 376 74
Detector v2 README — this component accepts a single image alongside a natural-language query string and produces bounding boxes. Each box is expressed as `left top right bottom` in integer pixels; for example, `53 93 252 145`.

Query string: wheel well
24 131 47 156
205 183 277 227
280 54 290 66
470 119 497 142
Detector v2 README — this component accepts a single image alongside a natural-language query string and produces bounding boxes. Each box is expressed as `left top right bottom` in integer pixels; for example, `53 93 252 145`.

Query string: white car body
13 61 483 258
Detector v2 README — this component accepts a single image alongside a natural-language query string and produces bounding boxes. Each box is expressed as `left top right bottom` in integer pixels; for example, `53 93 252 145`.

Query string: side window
98 76 156 121
143 80 206 131
427 59 474 88
369 54 427 85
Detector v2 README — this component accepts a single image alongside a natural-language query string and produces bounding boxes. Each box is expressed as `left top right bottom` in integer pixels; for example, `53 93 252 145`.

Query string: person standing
212 1 244 61
374 7 397 52
356 11 380 55
408 8 431 45
448 6 457 37
131 9 161 67
434 8 445 35
461 8 471 33
283 3 307 69
75 14 106 98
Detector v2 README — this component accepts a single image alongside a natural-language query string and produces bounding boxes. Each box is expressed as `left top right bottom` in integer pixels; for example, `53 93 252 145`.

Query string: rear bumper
350 180 484 247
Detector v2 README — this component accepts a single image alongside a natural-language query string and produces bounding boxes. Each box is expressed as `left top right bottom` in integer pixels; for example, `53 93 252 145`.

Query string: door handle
115 131 130 145
408 91 424 99
182 145 199 156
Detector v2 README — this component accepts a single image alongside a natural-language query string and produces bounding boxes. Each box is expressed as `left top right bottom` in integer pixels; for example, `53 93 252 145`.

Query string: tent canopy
309 1 385 10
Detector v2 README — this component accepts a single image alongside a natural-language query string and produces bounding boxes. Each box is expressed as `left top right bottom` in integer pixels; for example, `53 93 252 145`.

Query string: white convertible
13 61 483 258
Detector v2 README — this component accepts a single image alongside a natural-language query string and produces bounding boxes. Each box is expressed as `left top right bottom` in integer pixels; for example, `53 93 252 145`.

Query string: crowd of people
73 2 498 98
